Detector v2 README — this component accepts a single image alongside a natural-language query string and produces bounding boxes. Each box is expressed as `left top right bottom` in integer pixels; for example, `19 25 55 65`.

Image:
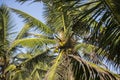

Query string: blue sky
0 0 45 32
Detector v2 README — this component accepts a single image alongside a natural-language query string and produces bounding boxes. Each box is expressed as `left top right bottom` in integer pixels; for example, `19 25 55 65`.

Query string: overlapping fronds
43 2 65 32
10 70 30 80
45 53 120 80
74 43 103 65
6 49 54 80
30 69 42 80
16 0 120 68
2 0 120 80
19 49 54 70
68 0 120 66
69 55 120 80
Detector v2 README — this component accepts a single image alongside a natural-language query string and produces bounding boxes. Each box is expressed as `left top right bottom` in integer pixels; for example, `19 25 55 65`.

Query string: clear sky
0 0 45 32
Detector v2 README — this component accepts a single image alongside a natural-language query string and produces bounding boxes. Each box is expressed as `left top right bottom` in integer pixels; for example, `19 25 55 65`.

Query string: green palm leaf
45 50 64 80
66 0 120 66
10 50 55 80
11 8 53 34
0 5 15 47
11 70 30 80
69 55 120 80
19 49 54 70
15 23 30 39
9 38 56 51
0 5 16 80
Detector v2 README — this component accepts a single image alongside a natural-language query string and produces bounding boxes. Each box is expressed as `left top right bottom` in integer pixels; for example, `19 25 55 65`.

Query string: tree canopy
0 0 120 80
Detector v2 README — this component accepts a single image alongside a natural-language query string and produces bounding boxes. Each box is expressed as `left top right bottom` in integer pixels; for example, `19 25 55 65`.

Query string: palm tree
0 5 53 80
8 0 120 80
15 0 120 61
0 5 16 80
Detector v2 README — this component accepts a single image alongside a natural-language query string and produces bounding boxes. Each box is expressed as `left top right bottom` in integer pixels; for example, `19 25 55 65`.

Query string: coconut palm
0 5 54 80
8 0 120 80
16 0 120 69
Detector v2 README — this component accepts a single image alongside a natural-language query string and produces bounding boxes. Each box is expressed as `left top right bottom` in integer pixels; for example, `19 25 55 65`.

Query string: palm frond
74 43 103 65
43 1 74 33
0 5 15 46
104 0 120 24
30 66 48 79
15 23 31 39
69 55 120 80
10 8 53 34
5 64 16 73
19 49 54 72
67 0 120 66
9 38 56 51
74 43 95 52
45 50 64 80
10 70 30 80
30 70 41 80
75 43 120 73
26 32 52 38
16 0 42 3
14 53 32 60
8 49 54 80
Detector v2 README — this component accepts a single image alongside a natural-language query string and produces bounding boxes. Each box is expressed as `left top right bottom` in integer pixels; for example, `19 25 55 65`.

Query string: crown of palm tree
1 0 120 80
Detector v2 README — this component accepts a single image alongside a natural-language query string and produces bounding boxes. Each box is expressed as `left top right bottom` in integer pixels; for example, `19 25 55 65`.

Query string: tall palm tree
8 0 120 80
